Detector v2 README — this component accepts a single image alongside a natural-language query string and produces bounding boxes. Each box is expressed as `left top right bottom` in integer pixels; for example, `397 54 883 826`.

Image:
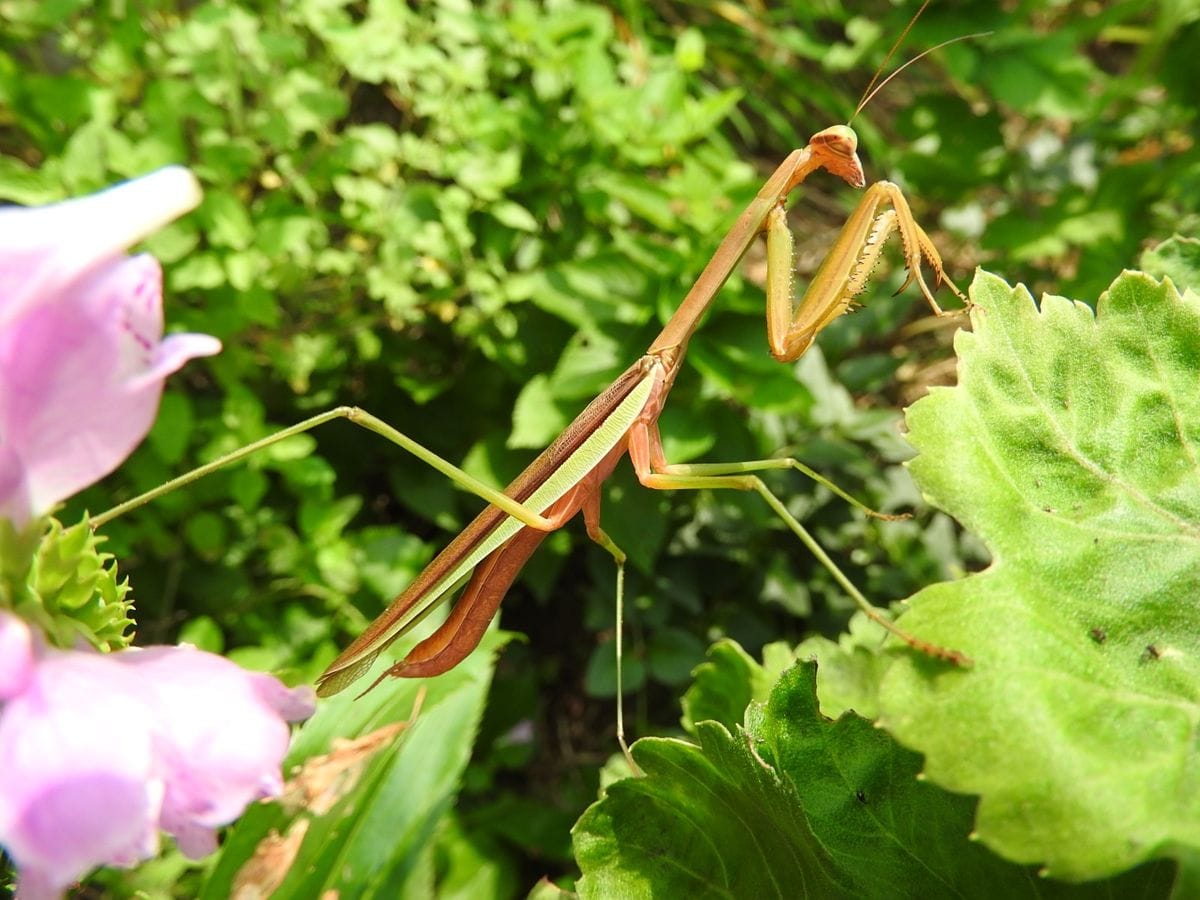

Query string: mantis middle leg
627 418 970 666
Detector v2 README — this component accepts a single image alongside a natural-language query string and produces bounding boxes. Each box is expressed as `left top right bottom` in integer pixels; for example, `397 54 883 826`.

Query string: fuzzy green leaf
1140 235 1200 296
753 663 1175 898
880 269 1200 880
796 612 892 719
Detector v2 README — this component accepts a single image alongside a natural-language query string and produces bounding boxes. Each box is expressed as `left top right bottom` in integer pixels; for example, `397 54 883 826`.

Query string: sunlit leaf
882 269 1200 880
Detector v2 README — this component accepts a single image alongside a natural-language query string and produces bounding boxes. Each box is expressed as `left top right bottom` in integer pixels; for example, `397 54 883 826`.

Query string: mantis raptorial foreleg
766 181 966 362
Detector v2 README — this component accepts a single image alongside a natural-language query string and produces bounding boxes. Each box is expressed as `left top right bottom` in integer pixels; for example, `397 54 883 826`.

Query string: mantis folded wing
316 361 659 696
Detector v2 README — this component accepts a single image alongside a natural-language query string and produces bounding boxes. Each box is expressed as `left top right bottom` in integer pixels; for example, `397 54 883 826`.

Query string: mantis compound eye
809 124 859 158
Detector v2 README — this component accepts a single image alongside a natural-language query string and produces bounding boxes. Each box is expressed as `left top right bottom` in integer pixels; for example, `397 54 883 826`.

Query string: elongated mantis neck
646 142 835 362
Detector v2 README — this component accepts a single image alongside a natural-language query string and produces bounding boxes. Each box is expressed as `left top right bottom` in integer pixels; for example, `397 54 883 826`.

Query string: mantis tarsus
96 11 973 755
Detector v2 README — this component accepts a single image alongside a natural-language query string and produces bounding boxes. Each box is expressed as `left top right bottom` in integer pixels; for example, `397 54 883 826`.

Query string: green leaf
583 635 645 697
525 253 653 330
146 391 195 465
548 329 625 400
299 494 361 543
229 467 269 511
177 614 225 653
1140 235 1200 294
202 628 506 898
201 190 255 250
880 269 1200 880
985 33 1100 120
795 612 892 719
490 199 540 232
184 510 229 560
679 638 793 734
750 663 1176 898
527 877 575 899
645 625 705 686
509 374 570 449
674 28 705 73
0 153 61 203
588 171 675 230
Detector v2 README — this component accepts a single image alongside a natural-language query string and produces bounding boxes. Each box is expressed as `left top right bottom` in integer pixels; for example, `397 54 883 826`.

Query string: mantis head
808 125 866 189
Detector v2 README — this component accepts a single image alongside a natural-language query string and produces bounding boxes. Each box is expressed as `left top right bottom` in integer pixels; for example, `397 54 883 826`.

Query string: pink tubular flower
0 613 315 899
0 167 222 527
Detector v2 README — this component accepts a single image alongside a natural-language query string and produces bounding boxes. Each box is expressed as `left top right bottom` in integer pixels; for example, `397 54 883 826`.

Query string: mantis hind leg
91 406 558 532
579 481 641 773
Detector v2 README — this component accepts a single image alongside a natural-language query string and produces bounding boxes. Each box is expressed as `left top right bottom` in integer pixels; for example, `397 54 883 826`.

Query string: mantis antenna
854 0 935 114
850 31 991 125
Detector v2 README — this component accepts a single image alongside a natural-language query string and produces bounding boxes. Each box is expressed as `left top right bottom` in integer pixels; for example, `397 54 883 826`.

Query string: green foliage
575 715 853 898
679 637 795 733
1141 235 1200 292
575 658 1177 898
881 268 1200 881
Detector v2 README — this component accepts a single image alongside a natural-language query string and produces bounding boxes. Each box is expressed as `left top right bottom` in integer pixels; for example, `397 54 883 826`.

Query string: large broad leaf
573 677 855 898
879 269 1200 882
574 654 1173 897
201 630 505 898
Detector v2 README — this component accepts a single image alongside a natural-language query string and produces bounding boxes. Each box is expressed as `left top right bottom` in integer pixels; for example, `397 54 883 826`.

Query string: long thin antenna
854 0 933 119
849 32 990 124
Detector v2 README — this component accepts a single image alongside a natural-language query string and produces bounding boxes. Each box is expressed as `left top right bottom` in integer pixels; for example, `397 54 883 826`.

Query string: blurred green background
2 0 1196 893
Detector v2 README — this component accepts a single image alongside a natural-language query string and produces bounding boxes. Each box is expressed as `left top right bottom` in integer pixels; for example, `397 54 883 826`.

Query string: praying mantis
94 8 973 741
305 116 967 703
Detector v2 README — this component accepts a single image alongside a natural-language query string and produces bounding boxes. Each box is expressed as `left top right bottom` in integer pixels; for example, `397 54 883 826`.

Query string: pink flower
0 613 315 899
0 608 33 696
0 167 222 527
113 646 317 858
